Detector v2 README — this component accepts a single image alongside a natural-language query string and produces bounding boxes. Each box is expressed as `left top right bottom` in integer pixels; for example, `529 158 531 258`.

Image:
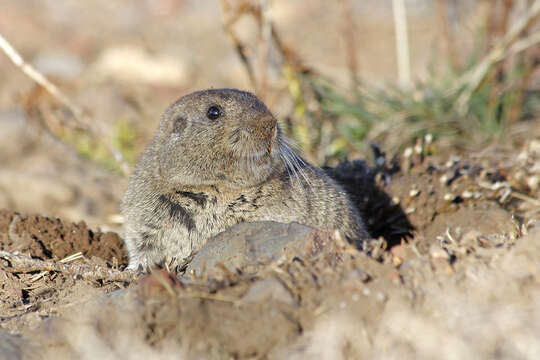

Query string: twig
220 0 257 89
0 33 84 118
486 0 514 116
508 36 539 124
29 252 84 282
339 0 361 89
149 267 177 296
0 250 135 282
508 31 540 56
436 0 459 69
453 0 540 114
178 292 240 304
0 33 130 175
257 0 272 99
392 0 412 89
511 191 540 207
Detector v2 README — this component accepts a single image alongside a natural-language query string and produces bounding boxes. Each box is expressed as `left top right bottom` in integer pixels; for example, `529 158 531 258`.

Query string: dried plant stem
339 0 360 89
29 252 84 282
257 0 272 99
0 33 83 117
220 0 257 89
511 191 540 207
0 250 134 282
508 45 538 124
436 0 459 69
392 0 412 88
454 0 540 114
178 292 240 304
0 33 130 175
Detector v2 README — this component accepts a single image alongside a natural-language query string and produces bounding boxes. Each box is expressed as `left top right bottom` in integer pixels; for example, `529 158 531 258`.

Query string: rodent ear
173 116 187 134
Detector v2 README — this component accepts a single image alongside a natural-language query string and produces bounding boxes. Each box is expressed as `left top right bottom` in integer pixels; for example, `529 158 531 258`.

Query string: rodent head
151 88 285 188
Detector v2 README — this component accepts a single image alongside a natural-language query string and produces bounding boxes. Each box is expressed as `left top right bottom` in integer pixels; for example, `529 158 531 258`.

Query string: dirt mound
0 210 128 265
0 210 130 334
34 233 390 359
21 222 540 360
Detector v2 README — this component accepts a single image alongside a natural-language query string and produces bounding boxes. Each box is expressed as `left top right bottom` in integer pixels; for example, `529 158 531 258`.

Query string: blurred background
0 0 538 229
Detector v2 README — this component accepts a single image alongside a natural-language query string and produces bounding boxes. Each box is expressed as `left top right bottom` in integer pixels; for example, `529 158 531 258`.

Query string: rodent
121 88 370 270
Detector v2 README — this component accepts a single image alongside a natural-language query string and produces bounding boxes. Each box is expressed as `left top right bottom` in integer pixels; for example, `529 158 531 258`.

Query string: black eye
207 106 222 120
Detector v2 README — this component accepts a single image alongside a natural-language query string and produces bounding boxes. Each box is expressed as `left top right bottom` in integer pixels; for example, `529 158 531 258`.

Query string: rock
185 221 318 278
242 277 296 306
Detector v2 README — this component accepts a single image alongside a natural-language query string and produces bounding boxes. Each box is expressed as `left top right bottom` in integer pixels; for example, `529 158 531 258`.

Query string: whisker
281 141 313 190
280 141 314 191
279 144 299 187
282 156 293 181
280 148 300 187
283 136 305 154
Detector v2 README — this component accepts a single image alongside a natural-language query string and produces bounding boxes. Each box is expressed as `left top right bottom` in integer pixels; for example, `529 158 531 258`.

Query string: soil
1 137 539 359
0 210 127 264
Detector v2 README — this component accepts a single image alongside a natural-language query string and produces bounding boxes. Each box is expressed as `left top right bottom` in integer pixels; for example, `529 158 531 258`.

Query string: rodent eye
207 106 222 120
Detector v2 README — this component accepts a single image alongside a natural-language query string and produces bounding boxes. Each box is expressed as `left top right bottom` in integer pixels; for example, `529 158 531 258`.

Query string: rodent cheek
170 133 181 142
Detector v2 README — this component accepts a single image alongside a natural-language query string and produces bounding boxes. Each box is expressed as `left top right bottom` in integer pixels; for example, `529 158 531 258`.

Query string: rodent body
122 89 370 270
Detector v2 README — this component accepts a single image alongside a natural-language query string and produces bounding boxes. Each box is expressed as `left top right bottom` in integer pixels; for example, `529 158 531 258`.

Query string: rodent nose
256 115 277 138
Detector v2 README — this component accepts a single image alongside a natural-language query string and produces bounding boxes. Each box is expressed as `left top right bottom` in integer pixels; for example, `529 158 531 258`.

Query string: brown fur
121 89 369 270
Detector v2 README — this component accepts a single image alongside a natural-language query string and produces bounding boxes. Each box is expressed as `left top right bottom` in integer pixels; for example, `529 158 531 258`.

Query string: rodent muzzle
255 115 277 140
